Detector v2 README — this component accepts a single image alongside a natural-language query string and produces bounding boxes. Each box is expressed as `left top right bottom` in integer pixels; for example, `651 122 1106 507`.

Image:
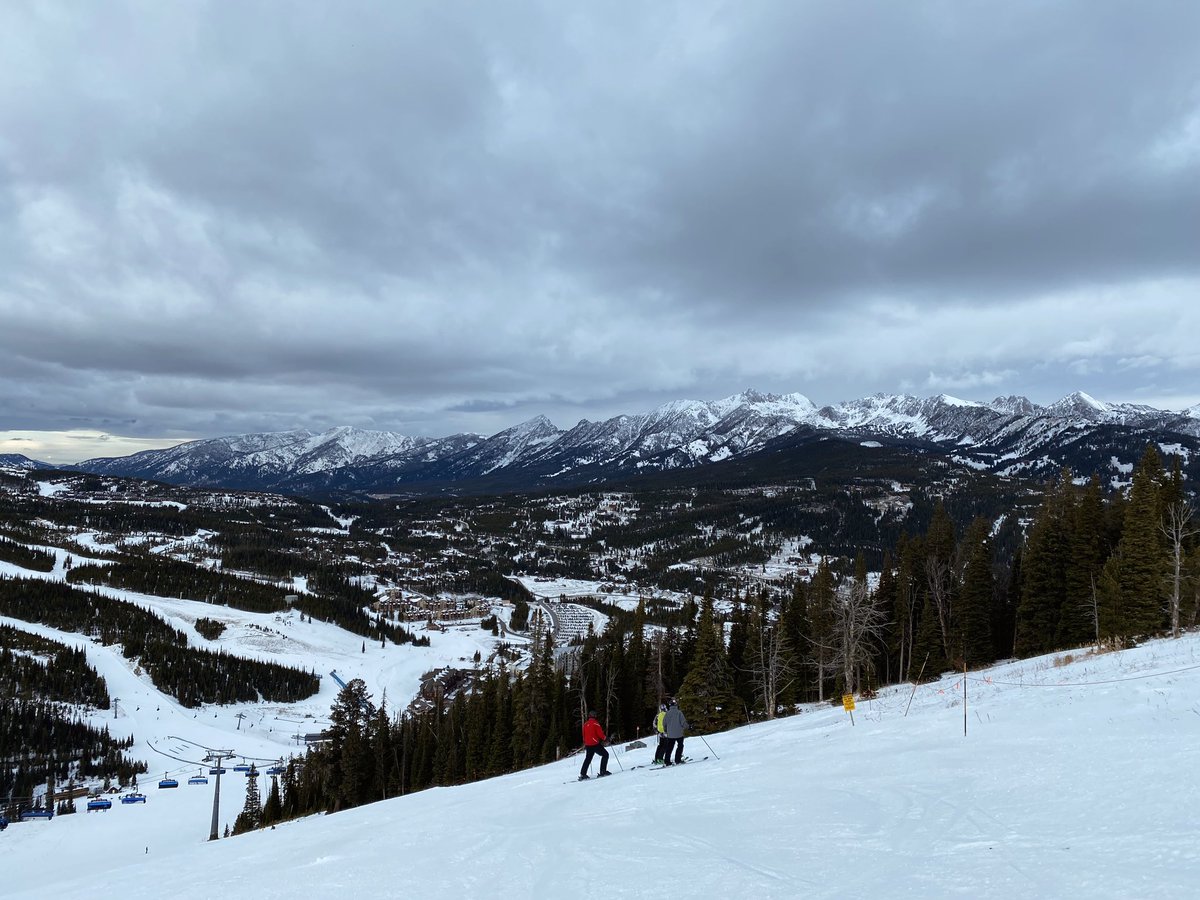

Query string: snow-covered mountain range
0 453 51 470
73 390 1200 495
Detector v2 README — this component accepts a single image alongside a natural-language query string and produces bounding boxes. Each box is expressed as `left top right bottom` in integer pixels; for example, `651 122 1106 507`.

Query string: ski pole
611 744 624 771
904 653 930 718
699 735 719 760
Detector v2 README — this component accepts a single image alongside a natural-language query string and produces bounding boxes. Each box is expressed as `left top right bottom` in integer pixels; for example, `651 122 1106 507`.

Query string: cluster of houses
374 588 488 623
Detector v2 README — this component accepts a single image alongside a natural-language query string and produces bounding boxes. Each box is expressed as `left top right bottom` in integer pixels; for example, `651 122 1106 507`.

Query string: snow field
4 634 1200 898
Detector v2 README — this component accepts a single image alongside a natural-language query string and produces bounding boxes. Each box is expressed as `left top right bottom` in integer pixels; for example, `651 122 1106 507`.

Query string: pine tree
726 598 755 712
911 591 948 678
621 599 650 736
778 580 810 705
261 774 283 826
486 662 513 775
892 534 922 682
806 562 838 701
1015 472 1075 656
326 678 375 810
676 592 740 732
232 767 262 834
1060 475 1106 647
957 518 995 668
1101 446 1169 645
995 546 1021 660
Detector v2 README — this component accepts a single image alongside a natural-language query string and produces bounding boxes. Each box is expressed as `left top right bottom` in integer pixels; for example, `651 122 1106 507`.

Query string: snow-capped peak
933 393 984 408
989 395 1039 416
1046 391 1110 417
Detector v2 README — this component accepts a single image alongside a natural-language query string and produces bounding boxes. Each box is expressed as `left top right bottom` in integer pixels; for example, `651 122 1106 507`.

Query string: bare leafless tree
745 604 797 719
831 577 887 696
1086 573 1101 650
1160 501 1198 638
924 554 954 661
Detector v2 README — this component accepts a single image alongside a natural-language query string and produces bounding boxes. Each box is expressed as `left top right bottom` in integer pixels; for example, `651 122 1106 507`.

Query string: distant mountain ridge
72 390 1200 495
0 453 52 471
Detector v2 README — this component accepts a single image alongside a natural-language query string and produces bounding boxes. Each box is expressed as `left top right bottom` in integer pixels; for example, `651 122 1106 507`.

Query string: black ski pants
580 743 609 777
661 736 684 764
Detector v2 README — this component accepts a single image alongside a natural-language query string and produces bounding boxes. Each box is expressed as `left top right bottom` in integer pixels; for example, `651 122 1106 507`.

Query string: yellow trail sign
842 694 856 712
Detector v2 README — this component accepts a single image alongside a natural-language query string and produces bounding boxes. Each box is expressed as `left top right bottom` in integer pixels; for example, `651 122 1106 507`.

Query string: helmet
587 709 597 719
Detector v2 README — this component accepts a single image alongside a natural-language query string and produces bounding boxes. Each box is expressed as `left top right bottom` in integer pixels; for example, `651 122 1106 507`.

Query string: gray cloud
2 1 1198 457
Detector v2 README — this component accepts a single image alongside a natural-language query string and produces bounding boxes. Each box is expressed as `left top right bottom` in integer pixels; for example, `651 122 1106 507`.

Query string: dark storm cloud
1 0 1198 458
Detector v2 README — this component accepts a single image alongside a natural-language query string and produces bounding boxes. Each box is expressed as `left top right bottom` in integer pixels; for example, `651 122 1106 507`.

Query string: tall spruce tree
232 768 262 834
911 591 948 678
778 579 811 705
1101 446 1169 645
676 592 740 732
892 534 922 682
957 518 995 667
1059 475 1106 647
1015 472 1075 656
261 774 283 826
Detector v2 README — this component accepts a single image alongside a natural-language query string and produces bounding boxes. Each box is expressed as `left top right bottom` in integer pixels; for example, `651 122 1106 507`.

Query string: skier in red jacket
579 710 611 780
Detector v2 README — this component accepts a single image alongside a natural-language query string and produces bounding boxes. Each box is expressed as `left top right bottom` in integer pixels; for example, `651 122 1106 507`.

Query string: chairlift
157 776 179 789
86 798 113 811
188 773 209 785
120 793 147 804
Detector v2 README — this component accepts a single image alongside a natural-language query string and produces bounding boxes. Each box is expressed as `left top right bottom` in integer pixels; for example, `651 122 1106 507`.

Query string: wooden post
963 660 968 737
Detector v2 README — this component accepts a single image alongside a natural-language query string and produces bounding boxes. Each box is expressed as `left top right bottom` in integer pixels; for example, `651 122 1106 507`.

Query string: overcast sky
2 1 1199 463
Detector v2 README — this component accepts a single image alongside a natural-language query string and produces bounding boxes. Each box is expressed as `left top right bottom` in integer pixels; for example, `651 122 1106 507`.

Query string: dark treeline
253 446 1198 829
0 626 146 818
1 700 147 817
0 537 55 572
0 577 319 707
67 550 426 648
69 557 292 613
1 625 110 708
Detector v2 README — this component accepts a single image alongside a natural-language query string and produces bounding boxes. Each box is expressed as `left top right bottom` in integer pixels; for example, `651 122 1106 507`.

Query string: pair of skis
569 756 708 782
644 756 708 772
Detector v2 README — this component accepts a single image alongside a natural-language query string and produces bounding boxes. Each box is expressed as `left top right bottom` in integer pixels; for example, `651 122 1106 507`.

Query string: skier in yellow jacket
652 702 668 765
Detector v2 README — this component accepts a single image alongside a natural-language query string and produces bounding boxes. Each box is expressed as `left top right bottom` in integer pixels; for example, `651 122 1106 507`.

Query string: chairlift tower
203 749 236 841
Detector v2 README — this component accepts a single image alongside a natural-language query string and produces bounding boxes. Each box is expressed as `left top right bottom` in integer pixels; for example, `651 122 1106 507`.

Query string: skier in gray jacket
661 697 689 765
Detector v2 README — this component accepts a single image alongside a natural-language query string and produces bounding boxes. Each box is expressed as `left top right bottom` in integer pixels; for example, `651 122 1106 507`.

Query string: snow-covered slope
0 453 51 471
5 633 1200 899
73 391 1200 495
